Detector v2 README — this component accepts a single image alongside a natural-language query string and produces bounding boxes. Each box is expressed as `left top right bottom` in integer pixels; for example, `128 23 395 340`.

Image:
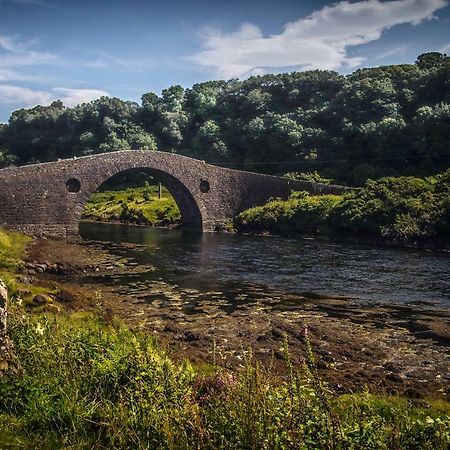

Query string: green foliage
283 171 333 184
82 185 181 227
235 170 450 244
335 170 450 242
0 307 449 449
0 228 31 271
235 191 342 235
0 150 17 169
1 53 449 185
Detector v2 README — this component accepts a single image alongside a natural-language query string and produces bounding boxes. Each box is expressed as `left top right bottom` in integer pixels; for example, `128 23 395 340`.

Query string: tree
415 52 449 70
192 120 228 160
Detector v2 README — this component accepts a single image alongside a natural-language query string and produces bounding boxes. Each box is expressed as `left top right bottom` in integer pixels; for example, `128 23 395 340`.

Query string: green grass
0 304 448 449
0 228 31 271
0 227 32 295
82 184 181 227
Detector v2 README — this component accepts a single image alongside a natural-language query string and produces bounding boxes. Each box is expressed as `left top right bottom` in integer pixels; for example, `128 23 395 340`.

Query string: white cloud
0 35 22 52
440 42 450 53
190 0 448 78
0 34 59 70
0 68 36 81
0 50 58 67
0 84 53 106
2 0 55 8
52 87 110 107
0 85 110 108
374 46 408 60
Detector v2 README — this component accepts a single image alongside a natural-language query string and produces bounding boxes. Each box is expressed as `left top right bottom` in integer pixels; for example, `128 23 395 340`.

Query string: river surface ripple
79 222 450 309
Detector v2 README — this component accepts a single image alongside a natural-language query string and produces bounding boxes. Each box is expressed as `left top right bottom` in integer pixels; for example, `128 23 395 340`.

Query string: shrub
235 191 342 235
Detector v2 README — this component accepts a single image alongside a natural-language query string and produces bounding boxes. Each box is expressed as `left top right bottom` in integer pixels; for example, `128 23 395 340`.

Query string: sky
0 0 449 122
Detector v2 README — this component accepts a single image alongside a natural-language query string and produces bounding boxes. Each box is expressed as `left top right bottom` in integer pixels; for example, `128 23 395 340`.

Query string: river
79 222 450 308
26 221 450 396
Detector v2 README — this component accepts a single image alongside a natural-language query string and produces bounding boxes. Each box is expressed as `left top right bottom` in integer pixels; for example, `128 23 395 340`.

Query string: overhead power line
210 153 450 166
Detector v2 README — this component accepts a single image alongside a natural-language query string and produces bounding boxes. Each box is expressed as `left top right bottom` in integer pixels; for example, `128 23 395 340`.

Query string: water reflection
80 222 450 307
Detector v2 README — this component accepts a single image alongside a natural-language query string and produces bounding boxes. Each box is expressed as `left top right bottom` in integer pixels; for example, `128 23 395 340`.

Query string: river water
79 222 450 308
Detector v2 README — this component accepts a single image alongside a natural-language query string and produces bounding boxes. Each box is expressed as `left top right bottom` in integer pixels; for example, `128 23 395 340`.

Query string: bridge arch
76 166 203 229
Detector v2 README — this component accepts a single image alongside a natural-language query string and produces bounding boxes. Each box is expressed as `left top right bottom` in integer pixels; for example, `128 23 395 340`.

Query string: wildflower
35 323 45 335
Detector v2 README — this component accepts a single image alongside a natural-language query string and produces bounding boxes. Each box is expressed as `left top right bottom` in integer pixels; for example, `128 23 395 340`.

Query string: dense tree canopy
0 52 449 185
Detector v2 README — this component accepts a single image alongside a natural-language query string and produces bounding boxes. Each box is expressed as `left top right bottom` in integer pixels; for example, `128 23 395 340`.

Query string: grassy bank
235 170 450 246
0 228 31 272
82 184 180 227
0 228 32 295
1 304 449 449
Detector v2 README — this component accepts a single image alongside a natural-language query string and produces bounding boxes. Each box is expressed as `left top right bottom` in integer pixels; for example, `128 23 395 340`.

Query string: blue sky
0 0 449 122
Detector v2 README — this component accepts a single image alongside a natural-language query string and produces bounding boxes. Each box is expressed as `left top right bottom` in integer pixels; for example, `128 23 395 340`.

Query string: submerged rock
32 294 53 306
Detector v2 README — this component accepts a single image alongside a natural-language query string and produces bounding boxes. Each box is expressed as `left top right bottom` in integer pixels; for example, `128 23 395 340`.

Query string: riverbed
26 222 450 398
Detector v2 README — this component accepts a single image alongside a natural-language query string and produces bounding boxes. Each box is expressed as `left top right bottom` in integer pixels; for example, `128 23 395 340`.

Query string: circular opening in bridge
199 179 210 193
66 178 81 193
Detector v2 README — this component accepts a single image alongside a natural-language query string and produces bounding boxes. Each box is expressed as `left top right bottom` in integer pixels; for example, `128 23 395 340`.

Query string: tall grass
0 304 448 449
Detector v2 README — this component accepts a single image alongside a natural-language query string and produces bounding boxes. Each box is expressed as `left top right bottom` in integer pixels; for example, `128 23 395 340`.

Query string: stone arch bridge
0 150 348 238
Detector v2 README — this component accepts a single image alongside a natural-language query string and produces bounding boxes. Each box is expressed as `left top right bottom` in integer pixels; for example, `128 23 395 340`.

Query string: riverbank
1 228 450 447
25 236 450 399
2 300 449 449
234 170 450 249
83 170 450 251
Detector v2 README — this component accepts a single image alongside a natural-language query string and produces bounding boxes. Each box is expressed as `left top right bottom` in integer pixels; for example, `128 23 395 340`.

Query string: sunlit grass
0 228 31 271
82 184 181 227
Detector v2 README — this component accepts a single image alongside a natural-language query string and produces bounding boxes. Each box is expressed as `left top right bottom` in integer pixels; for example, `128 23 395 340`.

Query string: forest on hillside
0 52 449 185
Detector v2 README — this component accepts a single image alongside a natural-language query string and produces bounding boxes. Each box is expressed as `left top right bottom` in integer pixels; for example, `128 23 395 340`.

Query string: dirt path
26 237 449 399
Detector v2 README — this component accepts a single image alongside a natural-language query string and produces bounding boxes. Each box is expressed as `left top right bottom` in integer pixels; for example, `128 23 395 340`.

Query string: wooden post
158 182 162 199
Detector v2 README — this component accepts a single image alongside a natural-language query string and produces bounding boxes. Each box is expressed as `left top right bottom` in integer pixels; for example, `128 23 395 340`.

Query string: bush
283 171 334 185
235 191 342 235
235 169 450 245
334 171 450 243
